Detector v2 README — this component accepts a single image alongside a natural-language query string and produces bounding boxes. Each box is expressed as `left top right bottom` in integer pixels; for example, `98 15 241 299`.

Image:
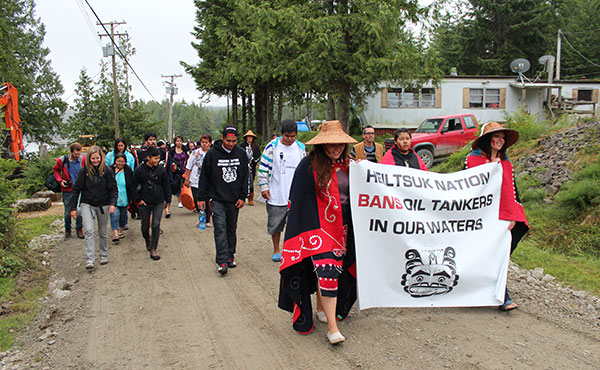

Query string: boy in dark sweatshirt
198 126 249 275
132 147 171 260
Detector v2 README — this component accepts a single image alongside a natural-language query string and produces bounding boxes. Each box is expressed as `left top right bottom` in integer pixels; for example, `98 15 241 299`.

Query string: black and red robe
278 156 357 334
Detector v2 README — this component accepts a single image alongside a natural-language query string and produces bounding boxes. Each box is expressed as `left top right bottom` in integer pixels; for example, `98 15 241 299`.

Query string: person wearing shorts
257 120 306 262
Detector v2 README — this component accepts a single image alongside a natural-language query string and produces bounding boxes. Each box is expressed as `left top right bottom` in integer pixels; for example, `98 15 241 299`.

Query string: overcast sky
35 0 226 107
36 0 435 109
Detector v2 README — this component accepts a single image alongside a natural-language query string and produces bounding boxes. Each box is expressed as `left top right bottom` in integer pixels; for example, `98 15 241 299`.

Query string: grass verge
512 240 600 295
0 215 58 350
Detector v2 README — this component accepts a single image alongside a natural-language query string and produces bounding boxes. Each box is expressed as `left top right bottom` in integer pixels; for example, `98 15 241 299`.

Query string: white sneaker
178 202 183 208
316 311 328 323
85 262 94 270
327 331 345 344
100 257 109 265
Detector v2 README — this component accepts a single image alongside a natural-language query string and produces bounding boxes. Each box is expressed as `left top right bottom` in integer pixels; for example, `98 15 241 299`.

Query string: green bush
430 146 470 173
504 108 577 144
0 159 20 249
555 159 600 212
18 149 66 196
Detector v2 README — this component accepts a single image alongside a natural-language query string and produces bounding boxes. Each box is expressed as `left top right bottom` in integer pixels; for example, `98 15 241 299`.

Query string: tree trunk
254 87 265 138
267 87 274 137
231 85 238 127
327 94 336 120
338 88 350 132
306 92 312 127
241 91 247 133
277 88 283 126
248 94 254 132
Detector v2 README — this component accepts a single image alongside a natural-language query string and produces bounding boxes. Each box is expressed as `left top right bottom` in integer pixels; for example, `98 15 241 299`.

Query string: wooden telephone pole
99 21 127 139
162 74 182 142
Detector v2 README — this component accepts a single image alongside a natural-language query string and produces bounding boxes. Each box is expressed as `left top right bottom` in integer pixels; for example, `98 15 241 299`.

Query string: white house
361 75 600 131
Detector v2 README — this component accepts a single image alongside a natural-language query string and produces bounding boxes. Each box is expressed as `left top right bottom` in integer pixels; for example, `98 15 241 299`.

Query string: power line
560 30 600 68
560 28 600 35
83 0 159 102
74 0 101 47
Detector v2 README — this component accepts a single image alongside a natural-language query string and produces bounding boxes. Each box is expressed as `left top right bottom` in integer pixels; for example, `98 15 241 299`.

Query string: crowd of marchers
52 119 526 344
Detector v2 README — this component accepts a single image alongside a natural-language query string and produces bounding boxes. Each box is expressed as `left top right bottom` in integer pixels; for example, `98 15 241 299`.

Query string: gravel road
4 202 599 369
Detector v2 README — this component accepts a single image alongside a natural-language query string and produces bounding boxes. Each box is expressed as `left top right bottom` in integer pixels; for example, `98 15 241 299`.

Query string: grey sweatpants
80 203 110 263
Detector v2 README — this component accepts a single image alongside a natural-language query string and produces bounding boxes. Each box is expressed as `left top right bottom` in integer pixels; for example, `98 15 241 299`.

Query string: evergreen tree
431 0 559 75
185 0 441 133
0 0 66 142
557 0 600 79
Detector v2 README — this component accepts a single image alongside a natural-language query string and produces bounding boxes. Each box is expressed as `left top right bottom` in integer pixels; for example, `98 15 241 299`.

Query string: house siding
362 77 600 129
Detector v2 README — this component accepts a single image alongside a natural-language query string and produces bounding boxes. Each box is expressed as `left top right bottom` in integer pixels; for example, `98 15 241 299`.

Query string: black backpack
45 155 69 193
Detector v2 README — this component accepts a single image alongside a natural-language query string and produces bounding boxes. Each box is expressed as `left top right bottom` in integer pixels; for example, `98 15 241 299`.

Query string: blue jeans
109 206 128 231
62 191 82 231
211 200 239 265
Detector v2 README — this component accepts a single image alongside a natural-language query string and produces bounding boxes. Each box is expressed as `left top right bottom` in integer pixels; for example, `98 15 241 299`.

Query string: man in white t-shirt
257 120 306 262
184 135 212 223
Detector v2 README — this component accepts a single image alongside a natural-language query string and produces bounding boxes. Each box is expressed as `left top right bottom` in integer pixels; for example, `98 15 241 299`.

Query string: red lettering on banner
358 194 369 207
358 194 404 209
370 195 382 208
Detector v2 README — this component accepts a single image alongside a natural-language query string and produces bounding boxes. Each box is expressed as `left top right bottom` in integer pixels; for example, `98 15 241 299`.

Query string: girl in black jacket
110 152 134 243
131 146 171 260
70 146 118 270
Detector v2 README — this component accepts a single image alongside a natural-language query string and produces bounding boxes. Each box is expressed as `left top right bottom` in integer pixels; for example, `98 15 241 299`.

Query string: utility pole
99 21 127 139
556 29 562 81
162 74 182 142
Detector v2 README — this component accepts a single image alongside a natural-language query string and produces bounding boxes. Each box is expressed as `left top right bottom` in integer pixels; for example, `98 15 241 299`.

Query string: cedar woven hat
243 130 257 138
306 120 358 145
471 122 519 150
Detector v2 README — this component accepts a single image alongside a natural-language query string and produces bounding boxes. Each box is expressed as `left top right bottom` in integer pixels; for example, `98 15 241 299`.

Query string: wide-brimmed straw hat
306 120 358 145
242 130 257 138
471 122 519 150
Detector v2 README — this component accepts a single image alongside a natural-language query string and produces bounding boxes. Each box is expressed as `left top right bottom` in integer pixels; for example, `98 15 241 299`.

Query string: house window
386 87 437 108
577 89 593 102
468 88 500 108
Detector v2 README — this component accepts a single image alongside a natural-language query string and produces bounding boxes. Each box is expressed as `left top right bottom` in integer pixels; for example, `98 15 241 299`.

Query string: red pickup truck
384 114 479 167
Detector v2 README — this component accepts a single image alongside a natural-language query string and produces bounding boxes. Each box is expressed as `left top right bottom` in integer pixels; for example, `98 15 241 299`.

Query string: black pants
211 200 239 265
139 202 163 250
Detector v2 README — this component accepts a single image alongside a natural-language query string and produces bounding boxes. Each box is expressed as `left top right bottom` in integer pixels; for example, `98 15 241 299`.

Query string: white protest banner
349 161 511 309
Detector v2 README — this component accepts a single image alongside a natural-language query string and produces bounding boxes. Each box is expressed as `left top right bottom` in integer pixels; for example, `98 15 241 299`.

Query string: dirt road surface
10 202 600 369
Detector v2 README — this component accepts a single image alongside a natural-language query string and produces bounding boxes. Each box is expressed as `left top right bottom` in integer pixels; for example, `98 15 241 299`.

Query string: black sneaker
227 258 237 268
218 263 228 275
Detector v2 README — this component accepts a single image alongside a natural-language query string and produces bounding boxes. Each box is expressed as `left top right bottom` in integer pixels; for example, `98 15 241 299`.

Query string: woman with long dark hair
106 138 136 169
70 146 118 270
109 152 134 243
239 130 261 205
168 135 188 212
465 122 529 312
278 120 358 344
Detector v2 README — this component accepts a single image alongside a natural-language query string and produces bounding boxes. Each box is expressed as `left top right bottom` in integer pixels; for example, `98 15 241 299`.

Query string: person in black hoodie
70 146 118 270
132 146 171 260
198 126 249 275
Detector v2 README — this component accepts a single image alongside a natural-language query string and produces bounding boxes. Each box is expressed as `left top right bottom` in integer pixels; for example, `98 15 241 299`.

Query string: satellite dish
510 58 531 74
538 55 555 65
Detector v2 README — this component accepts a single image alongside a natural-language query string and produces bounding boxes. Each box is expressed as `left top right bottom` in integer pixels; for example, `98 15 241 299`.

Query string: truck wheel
417 148 434 168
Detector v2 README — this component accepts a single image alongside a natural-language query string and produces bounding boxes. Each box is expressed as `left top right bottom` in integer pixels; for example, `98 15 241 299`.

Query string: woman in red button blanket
465 122 529 312
278 120 357 344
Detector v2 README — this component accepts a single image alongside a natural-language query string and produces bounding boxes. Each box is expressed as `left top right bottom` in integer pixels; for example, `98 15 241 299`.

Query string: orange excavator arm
0 82 24 161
